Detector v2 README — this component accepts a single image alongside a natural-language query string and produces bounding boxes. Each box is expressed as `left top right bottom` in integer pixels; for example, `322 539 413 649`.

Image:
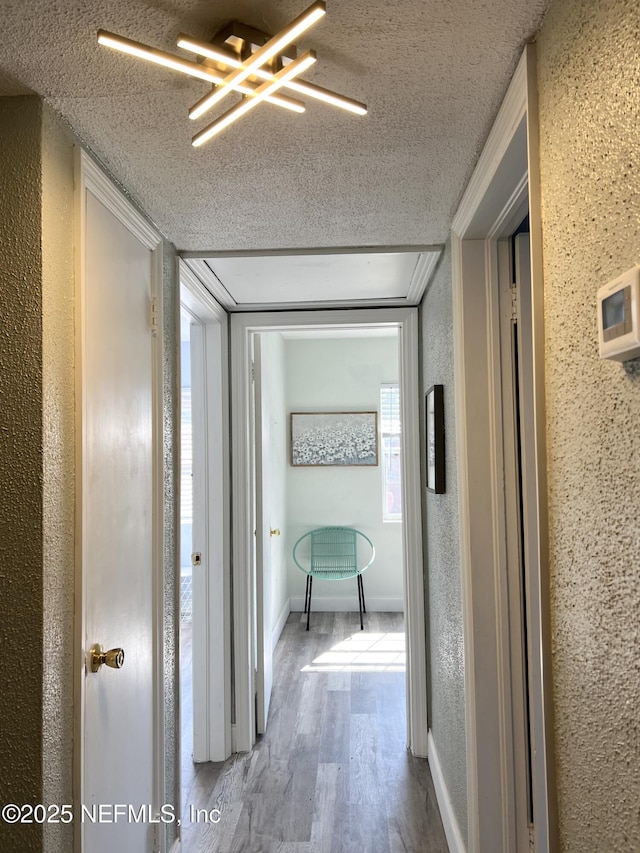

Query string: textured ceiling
0 0 550 253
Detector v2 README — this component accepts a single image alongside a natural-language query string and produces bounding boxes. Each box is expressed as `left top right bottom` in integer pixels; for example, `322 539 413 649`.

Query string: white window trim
381 382 402 523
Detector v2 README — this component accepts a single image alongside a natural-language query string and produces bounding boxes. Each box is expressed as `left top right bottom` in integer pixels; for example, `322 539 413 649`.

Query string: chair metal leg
357 574 364 630
304 574 311 613
306 575 313 631
359 574 366 613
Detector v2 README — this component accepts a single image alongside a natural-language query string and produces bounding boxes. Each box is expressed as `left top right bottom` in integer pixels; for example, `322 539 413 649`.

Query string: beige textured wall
41 102 76 853
537 0 640 848
0 96 76 853
0 95 47 853
0 96 179 853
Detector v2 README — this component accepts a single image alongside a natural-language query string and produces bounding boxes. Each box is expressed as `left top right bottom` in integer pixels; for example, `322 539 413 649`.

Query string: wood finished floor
180 612 448 853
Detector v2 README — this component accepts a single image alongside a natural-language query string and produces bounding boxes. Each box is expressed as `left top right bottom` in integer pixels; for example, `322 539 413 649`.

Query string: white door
79 155 161 852
179 267 231 768
189 318 208 760
254 336 273 733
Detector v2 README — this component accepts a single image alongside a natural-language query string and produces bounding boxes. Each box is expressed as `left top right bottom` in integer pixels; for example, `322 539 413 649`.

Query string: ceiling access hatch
182 246 442 311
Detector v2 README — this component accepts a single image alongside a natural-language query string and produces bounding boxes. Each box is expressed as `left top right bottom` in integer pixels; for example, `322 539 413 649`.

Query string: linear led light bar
192 50 317 147
188 0 326 121
176 34 367 116
97 30 305 113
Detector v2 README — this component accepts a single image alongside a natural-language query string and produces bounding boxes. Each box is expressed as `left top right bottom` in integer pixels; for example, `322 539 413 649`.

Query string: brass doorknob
270 528 281 537
89 644 125 673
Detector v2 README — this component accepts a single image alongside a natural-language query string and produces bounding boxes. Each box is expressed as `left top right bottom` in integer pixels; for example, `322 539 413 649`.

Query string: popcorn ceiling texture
420 244 466 844
0 0 549 252
537 0 640 848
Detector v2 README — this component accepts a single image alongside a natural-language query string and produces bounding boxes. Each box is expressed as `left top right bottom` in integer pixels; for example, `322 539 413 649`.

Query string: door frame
230 307 428 757
74 148 165 851
251 335 276 735
179 261 232 764
451 45 557 851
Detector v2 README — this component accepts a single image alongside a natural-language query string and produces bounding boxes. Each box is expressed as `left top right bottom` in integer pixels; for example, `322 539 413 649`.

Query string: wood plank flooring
181 612 448 853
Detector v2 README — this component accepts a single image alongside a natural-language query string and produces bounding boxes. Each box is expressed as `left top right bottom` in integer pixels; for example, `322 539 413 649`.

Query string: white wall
284 336 404 611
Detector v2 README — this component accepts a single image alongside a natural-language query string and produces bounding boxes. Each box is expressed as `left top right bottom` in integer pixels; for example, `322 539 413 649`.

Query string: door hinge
152 821 161 853
510 284 519 322
251 361 255 382
150 296 159 335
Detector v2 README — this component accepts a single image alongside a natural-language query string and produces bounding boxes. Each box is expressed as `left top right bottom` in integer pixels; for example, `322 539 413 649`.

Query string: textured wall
162 240 180 852
0 95 46 853
0 95 179 852
420 244 467 844
41 102 76 853
537 0 640 848
284 336 403 607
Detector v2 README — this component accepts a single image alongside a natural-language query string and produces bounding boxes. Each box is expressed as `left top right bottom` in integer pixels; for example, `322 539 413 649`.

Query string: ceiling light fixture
176 34 367 116
192 50 317 147
187 0 326 121
97 0 366 146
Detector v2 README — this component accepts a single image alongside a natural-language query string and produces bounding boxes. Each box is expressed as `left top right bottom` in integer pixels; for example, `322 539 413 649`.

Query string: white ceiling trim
407 252 441 303
182 245 443 312
180 244 444 260
183 258 239 308
452 48 528 236
179 259 230 323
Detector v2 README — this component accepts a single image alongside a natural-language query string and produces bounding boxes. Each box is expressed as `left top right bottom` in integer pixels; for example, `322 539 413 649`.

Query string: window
380 383 402 521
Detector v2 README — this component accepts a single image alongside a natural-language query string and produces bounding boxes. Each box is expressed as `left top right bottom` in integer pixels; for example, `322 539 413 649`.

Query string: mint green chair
293 526 375 631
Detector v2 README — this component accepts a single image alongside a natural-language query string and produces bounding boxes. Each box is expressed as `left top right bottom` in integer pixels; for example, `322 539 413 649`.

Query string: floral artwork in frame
290 412 378 467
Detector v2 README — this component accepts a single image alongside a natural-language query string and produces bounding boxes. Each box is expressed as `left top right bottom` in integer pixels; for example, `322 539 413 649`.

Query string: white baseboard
289 596 404 612
428 731 466 853
272 598 291 651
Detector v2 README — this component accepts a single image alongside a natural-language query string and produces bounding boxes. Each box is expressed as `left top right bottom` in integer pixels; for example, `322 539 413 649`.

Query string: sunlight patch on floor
301 631 406 673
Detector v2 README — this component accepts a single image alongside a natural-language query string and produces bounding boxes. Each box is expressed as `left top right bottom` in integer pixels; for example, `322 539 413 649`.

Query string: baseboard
289 596 404 612
428 730 466 853
169 838 181 853
272 598 291 651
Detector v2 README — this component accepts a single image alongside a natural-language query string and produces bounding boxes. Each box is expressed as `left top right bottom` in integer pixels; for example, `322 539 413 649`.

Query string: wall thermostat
597 265 640 361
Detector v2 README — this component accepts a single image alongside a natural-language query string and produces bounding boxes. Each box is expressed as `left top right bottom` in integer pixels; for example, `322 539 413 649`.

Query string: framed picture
426 385 445 493
290 411 378 467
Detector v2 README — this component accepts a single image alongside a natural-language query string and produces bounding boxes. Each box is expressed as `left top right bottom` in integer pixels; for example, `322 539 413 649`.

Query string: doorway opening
178 265 232 846
250 327 406 734
451 44 555 852
230 307 427 759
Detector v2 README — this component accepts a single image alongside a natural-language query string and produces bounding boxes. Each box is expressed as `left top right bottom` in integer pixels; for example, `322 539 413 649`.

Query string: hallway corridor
181 612 448 852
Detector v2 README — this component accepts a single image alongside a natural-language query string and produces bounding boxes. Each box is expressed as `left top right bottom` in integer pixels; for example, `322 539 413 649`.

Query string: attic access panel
183 247 442 310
